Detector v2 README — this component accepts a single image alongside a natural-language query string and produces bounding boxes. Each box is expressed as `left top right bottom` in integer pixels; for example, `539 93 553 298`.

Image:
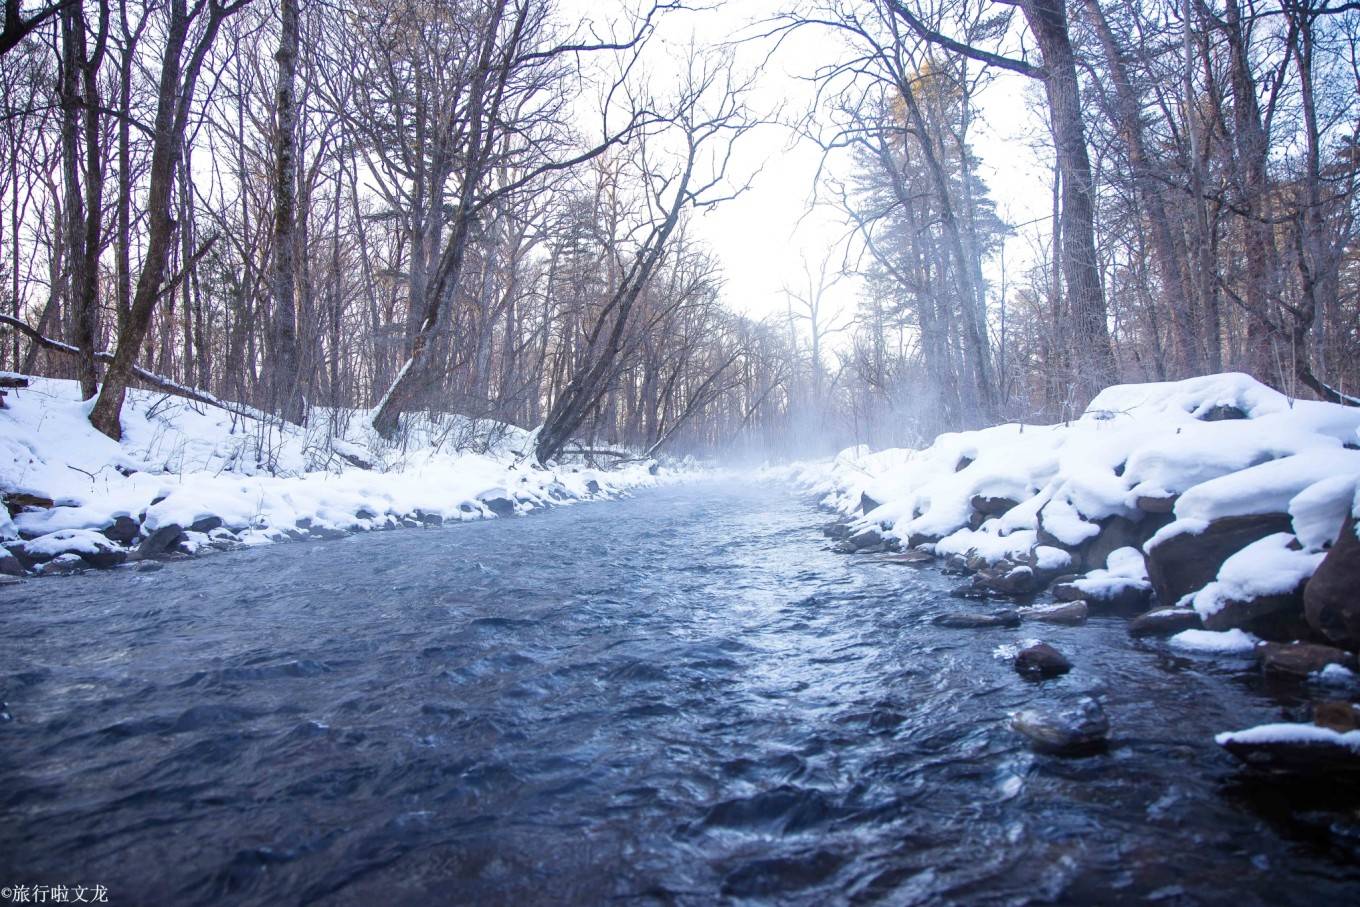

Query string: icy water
3 480 1359 906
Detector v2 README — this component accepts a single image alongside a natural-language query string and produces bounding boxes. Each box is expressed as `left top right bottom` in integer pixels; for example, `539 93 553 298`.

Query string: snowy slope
1 374 669 569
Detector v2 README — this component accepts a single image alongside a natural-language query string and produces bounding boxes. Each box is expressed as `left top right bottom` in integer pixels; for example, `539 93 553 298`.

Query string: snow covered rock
1191 533 1324 639
1304 514 1360 649
1145 513 1293 608
1217 715 1360 774
1169 628 1261 654
1 544 27 576
15 528 127 569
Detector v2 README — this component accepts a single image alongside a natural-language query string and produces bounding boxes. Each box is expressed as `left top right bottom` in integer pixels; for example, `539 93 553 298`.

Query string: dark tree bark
270 0 303 423
89 0 251 440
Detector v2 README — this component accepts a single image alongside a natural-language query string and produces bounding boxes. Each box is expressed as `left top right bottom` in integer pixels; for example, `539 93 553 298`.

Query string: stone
1011 697 1109 755
1128 608 1202 638
847 527 883 552
39 553 86 575
1257 642 1357 680
3 492 54 516
1146 513 1294 607
481 496 516 518
822 523 850 540
1201 578 1311 641
1313 701 1359 732
136 560 164 573
1015 642 1072 678
355 507 379 521
308 526 349 540
1020 601 1089 625
934 609 1021 629
860 492 882 514
878 549 935 565
137 524 186 559
188 515 224 534
1082 515 1167 573
1218 723 1360 774
415 510 443 526
973 564 1039 597
955 455 974 472
0 547 25 576
586 479 601 494
1304 515 1360 649
1200 404 1248 422
1134 494 1178 514
971 494 1019 516
101 515 141 545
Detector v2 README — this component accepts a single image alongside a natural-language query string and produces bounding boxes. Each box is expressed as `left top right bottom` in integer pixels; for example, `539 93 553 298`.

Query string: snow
22 528 119 557
1 375 674 563
1190 534 1325 619
790 373 1360 611
1215 722 1360 752
1314 663 1357 686
1169 628 1261 654
1070 546 1150 600
1033 545 1072 571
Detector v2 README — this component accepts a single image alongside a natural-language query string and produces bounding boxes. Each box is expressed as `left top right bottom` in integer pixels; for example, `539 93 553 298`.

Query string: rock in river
934 609 1021 629
1019 601 1088 626
1128 607 1203 638
1011 697 1109 755
1014 642 1072 678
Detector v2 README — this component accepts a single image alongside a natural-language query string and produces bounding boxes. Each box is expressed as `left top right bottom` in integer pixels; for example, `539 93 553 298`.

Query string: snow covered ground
1 374 674 574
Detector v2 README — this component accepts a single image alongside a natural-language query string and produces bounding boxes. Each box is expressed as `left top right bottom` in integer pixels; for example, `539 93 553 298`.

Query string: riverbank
1 374 671 579
792 373 1360 771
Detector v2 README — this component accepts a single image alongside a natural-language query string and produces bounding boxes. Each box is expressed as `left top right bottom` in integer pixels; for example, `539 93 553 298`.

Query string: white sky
640 1 1057 331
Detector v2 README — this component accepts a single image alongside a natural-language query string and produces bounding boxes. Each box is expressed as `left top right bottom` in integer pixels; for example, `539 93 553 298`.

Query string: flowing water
3 480 1359 905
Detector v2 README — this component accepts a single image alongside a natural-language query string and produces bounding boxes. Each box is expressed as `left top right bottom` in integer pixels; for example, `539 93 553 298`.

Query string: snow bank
791 373 1360 630
1 375 673 563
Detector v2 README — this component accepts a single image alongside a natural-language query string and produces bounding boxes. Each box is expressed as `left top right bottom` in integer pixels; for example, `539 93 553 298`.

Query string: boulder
860 492 882 514
1201 578 1311 641
1019 601 1088 625
0 546 25 576
188 515 224 534
14 529 126 570
1146 513 1294 606
822 522 850 540
972 564 1039 597
971 494 1019 516
137 523 187 559
480 496 516 518
1011 697 1109 755
1200 404 1247 422
1257 642 1357 680
1082 514 1169 573
1217 719 1360 774
846 527 883 552
1052 577 1152 614
38 553 86 575
136 561 164 574
1015 643 1072 678
934 609 1021 629
3 492 55 517
101 515 141 545
1134 494 1178 514
1304 515 1360 649
586 479 601 495
878 548 935 565
1128 608 1202 638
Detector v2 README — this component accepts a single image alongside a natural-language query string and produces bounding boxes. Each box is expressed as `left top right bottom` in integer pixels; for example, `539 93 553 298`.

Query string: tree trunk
270 0 303 423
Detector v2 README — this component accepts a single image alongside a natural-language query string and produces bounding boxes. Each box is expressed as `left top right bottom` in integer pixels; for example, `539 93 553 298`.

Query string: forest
1 0 1357 461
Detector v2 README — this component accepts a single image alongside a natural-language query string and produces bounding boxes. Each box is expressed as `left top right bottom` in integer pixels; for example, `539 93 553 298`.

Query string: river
2 479 1358 905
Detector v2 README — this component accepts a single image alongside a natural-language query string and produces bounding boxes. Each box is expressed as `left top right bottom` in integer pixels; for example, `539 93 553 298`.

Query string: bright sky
566 0 1057 333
